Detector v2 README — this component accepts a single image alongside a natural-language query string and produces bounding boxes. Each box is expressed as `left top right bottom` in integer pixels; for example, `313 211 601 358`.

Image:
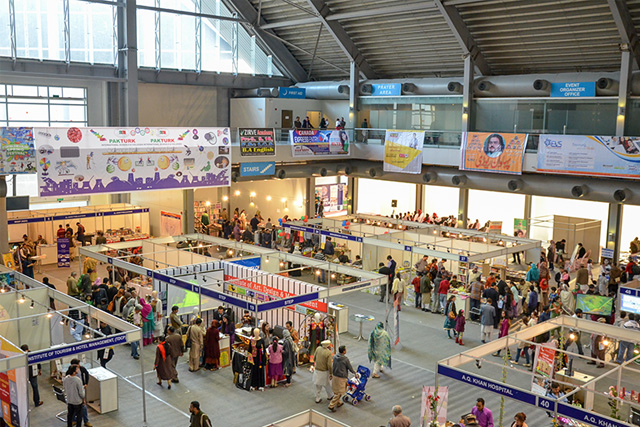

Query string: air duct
476 81 492 92
423 171 438 184
614 188 630 202
533 79 550 91
368 168 383 178
232 87 278 98
231 171 240 182
452 175 467 186
360 84 373 95
596 77 619 96
336 164 352 175
312 168 328 177
274 169 286 180
507 179 524 192
294 81 350 99
447 82 463 94
571 185 589 198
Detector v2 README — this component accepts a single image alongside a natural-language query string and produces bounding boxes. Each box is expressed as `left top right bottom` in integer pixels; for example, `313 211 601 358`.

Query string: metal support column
195 0 202 75
524 194 532 237
617 49 632 136
8 0 16 64
306 178 315 218
118 0 139 127
154 0 161 72
63 0 70 68
607 203 623 262
232 13 239 75
348 177 357 215
0 176 9 254
415 184 424 214
458 188 468 229
462 55 474 133
349 61 359 131
183 189 195 234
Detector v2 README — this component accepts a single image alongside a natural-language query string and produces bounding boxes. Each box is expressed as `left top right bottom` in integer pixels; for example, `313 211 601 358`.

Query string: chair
52 385 67 422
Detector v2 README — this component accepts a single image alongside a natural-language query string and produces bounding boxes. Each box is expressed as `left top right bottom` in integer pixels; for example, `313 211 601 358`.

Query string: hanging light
227 249 234 256
266 195 272 201
29 301 34 309
18 295 26 304
331 273 336 279
265 257 270 263
250 192 256 198
46 311 53 318
205 201 211 207
222 195 229 201
234 190 241 196
279 262 285 267
315 270 321 276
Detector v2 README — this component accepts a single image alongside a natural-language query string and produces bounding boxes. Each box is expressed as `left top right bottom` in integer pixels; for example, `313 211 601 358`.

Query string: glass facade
0 0 281 76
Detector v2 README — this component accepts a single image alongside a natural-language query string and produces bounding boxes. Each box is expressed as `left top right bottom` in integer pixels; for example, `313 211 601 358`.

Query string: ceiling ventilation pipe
596 78 619 96
401 79 464 95
232 88 278 97
335 164 352 175
368 167 383 178
571 185 589 198
452 175 467 186
294 81 350 99
507 179 524 192
613 188 630 203
312 168 328 177
422 171 438 183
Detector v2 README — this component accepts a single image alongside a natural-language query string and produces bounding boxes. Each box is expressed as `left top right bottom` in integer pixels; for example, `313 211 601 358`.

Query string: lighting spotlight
18 295 26 304
265 258 270 263
475 359 482 369
29 301 34 309
279 262 285 268
46 312 53 318
569 333 576 341
331 274 336 279
228 249 234 256
315 270 321 276
602 340 610 347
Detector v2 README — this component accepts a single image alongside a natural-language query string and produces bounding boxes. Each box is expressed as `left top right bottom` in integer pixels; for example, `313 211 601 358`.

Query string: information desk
38 244 58 266
555 369 595 410
328 302 349 334
86 367 118 414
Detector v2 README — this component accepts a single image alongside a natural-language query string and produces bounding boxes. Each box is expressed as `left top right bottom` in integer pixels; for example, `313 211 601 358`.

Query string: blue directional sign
371 83 401 96
550 82 596 98
279 87 306 99
240 161 275 177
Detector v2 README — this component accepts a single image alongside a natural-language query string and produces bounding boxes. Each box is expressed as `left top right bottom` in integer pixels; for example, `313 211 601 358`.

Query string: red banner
225 275 327 312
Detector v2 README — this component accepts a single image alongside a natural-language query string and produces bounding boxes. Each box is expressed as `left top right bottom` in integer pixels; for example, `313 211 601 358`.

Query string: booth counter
86 367 118 414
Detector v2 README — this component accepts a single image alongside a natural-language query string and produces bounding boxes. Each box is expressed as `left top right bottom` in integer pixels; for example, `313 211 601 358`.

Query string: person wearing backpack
78 270 92 300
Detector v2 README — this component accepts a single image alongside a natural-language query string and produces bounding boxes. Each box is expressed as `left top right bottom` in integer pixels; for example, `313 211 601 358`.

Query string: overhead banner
160 211 182 237
289 130 349 157
239 128 275 156
537 134 640 179
460 132 528 175
35 127 231 197
383 130 424 174
0 127 36 174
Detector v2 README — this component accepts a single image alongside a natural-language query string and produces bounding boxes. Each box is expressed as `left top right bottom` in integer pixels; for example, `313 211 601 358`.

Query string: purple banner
57 238 70 268
290 130 350 157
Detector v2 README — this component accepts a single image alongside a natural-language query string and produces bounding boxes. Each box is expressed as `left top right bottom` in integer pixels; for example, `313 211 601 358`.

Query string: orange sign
461 132 528 175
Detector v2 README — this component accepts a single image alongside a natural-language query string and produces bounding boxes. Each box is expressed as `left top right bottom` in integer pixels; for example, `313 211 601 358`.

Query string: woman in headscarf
248 327 266 391
220 313 234 345
204 320 221 370
151 290 164 343
122 294 135 321
154 338 176 389
140 297 155 346
368 322 391 379
443 295 458 338
282 329 296 387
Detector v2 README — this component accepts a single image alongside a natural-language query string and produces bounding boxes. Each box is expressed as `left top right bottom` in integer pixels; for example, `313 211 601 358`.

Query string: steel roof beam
434 0 491 76
222 0 308 82
303 0 377 79
607 0 640 68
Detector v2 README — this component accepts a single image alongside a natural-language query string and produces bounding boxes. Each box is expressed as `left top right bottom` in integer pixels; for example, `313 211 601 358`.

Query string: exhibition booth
436 315 640 427
264 409 350 427
0 266 144 426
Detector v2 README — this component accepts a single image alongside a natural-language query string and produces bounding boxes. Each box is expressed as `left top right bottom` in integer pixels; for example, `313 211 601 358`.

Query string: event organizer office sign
383 130 425 174
550 82 596 98
239 128 275 156
289 130 350 157
537 134 640 179
460 132 528 175
437 365 629 427
35 127 231 197
0 127 36 174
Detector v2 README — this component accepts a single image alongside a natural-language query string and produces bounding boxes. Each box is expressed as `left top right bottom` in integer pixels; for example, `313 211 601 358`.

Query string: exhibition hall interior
3 1 640 426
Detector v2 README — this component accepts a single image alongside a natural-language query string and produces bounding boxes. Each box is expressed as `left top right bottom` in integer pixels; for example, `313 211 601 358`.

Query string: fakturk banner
289 129 350 157
0 127 36 174
239 128 275 156
383 130 425 174
537 134 640 179
460 132 528 175
34 127 231 197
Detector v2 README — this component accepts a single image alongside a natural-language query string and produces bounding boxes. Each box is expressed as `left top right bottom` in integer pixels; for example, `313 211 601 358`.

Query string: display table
447 291 471 319
38 244 58 266
328 302 349 334
350 314 374 341
555 369 595 410
219 335 231 368
30 254 47 273
86 367 118 414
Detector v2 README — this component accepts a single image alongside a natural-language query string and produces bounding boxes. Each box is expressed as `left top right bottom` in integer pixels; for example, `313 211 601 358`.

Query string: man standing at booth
20 345 43 408
63 365 85 427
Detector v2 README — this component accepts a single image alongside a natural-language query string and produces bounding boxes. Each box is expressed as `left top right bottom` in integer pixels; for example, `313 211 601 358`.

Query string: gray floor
25 259 624 427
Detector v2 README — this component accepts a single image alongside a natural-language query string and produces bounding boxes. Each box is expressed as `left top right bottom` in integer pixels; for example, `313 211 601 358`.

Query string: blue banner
371 83 401 96
8 208 149 225
279 87 306 99
57 238 70 268
240 162 275 177
228 256 261 269
28 334 128 363
285 224 363 243
257 292 319 312
557 403 629 427
550 82 596 98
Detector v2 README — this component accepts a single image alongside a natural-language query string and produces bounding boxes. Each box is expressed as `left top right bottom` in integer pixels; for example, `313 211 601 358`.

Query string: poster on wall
0 337 29 427
0 128 36 174
383 130 425 174
239 128 275 156
34 127 231 197
460 132 528 175
514 218 527 238
289 130 349 157
537 134 640 179
56 238 70 268
160 211 182 237
315 183 347 217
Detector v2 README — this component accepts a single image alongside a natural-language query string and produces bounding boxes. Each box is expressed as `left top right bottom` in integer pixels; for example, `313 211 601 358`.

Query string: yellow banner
383 130 424 174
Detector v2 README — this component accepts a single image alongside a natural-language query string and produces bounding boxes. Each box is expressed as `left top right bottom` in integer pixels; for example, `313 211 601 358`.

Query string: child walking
454 309 466 345
267 337 283 388
492 311 512 358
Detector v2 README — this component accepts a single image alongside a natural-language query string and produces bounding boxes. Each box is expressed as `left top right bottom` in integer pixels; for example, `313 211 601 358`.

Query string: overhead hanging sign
536 134 640 179
0 127 36 174
460 132 528 175
239 128 275 156
279 87 305 99
240 161 275 177
371 83 401 96
550 82 596 98
383 130 425 174
289 130 350 157
35 127 231 197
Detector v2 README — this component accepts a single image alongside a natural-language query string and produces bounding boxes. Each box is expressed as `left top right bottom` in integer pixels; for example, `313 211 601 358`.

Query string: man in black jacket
70 358 93 427
378 262 392 303
483 283 501 328
21 345 43 407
